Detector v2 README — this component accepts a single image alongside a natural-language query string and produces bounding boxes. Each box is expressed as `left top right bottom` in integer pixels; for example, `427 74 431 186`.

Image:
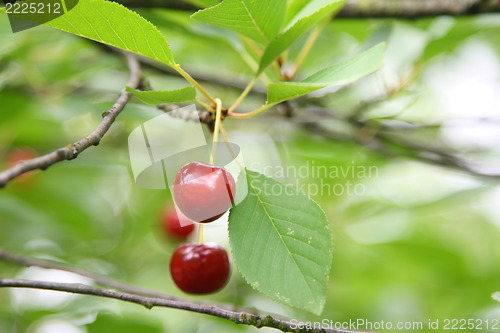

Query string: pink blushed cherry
173 162 236 223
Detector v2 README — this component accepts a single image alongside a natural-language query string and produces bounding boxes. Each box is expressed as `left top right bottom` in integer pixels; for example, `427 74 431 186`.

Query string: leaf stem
288 24 324 80
241 36 281 79
174 65 217 106
228 77 257 113
228 102 275 119
241 35 263 57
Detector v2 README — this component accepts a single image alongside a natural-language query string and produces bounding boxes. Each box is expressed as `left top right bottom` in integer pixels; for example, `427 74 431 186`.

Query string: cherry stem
197 224 204 244
174 65 217 107
210 99 223 165
198 99 223 244
219 122 244 170
228 77 257 114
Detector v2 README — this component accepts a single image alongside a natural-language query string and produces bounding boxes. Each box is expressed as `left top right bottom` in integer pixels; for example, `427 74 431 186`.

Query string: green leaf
1 0 175 66
284 0 309 27
191 0 286 45
126 86 196 104
258 0 345 74
267 42 385 104
228 170 333 315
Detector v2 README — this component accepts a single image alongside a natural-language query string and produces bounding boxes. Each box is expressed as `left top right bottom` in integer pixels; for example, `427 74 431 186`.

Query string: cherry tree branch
0 52 142 188
0 249 354 333
0 279 352 333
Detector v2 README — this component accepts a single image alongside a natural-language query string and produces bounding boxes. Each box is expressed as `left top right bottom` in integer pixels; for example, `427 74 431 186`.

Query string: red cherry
161 206 195 240
173 162 236 223
170 243 230 294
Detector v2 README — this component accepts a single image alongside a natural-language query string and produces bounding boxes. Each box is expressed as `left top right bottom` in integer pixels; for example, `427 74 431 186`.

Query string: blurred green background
1 4 500 333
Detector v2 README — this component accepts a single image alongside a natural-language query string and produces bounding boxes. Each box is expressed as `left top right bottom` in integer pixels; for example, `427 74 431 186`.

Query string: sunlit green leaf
258 0 346 73
1 0 175 66
126 86 196 104
267 42 385 104
228 170 333 315
191 0 286 45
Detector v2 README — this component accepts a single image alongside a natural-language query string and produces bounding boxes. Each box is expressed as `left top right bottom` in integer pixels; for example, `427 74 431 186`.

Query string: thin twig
0 53 142 188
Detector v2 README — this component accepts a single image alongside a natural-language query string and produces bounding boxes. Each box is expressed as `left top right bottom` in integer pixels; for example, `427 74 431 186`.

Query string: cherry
170 243 230 294
161 206 195 240
173 162 236 223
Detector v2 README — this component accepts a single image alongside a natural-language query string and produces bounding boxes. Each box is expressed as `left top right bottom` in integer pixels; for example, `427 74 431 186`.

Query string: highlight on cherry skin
170 243 230 294
173 161 236 223
161 206 195 241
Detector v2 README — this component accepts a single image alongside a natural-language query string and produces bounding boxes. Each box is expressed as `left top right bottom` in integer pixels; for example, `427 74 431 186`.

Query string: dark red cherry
173 162 236 223
161 206 195 240
170 243 230 294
